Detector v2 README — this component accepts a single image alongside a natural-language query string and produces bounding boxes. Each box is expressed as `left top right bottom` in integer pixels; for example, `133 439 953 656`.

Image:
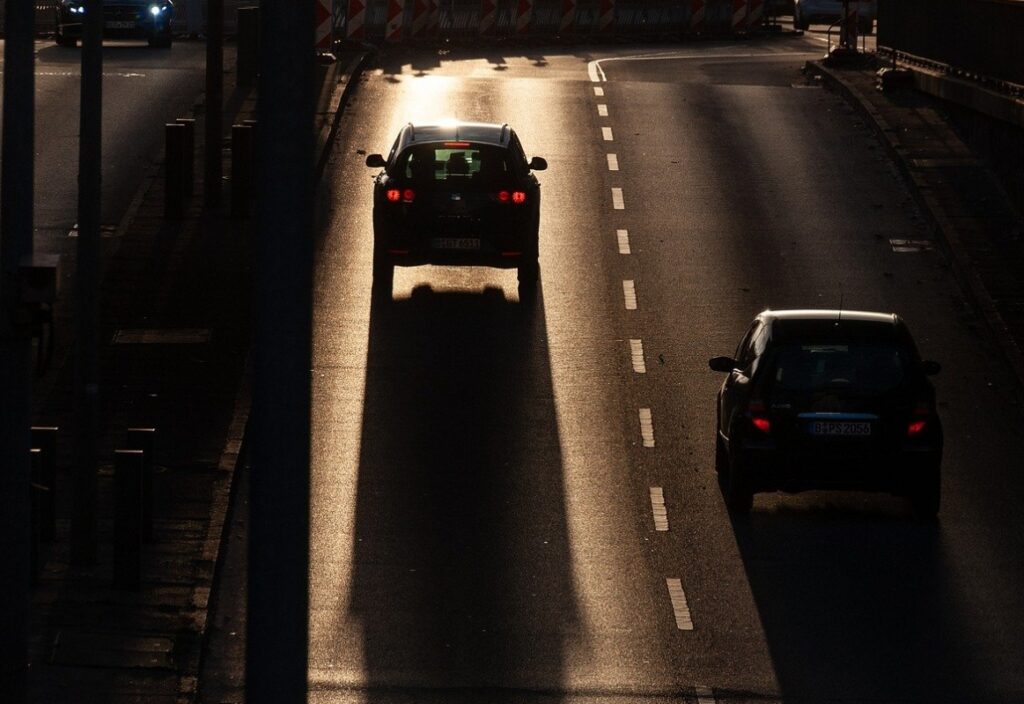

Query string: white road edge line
602 126 614 141
607 153 619 171
612 187 624 210
616 228 631 254
666 578 693 630
622 280 637 310
597 103 609 117
587 59 607 82
639 407 655 447
629 338 645 373
650 486 668 531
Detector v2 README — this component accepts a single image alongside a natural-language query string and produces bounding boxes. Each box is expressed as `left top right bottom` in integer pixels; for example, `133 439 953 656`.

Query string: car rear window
394 143 511 186
769 342 908 394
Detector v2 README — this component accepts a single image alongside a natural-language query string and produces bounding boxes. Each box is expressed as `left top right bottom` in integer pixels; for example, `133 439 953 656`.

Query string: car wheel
909 466 940 519
723 445 754 514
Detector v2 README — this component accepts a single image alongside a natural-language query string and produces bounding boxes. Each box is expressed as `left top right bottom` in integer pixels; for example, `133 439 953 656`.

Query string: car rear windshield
394 143 513 186
767 341 909 394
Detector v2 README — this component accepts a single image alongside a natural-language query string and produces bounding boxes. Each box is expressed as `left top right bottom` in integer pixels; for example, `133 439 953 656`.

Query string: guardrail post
31 426 58 542
164 122 187 219
113 449 144 590
126 427 156 543
237 7 260 88
175 118 196 197
30 449 43 586
231 124 254 219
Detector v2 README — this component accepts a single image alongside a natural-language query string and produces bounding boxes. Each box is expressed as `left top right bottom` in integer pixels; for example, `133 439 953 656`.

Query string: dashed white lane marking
650 487 669 531
611 187 624 210
622 280 637 310
587 59 607 82
597 103 608 117
629 338 646 373
594 86 604 96
695 686 716 704
602 126 614 141
616 228 631 254
666 578 694 630
607 153 619 171
639 407 655 447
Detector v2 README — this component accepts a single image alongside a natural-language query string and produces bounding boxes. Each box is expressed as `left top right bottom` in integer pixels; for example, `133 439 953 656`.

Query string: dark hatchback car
709 310 943 516
55 0 175 47
365 121 547 297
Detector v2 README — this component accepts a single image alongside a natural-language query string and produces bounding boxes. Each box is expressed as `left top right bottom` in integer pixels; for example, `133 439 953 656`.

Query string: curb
809 58 1024 393
174 49 373 703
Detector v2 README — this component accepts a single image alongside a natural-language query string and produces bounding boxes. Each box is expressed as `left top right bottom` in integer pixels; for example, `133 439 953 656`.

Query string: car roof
757 309 898 325
399 122 512 149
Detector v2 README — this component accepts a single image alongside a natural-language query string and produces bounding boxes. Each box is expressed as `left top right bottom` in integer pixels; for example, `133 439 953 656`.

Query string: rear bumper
740 441 940 494
375 221 538 270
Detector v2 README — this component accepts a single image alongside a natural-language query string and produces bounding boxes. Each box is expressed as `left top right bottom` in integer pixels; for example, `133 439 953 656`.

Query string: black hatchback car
55 0 175 48
365 122 547 297
709 310 943 516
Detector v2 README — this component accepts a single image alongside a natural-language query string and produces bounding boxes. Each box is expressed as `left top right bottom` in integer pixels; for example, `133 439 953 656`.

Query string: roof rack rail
407 122 416 141
500 123 509 143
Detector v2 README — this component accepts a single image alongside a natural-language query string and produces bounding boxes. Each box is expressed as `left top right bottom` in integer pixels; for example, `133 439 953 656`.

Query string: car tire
909 467 940 519
723 445 754 514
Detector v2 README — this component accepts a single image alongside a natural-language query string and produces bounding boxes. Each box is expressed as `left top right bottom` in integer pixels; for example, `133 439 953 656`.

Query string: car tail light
386 189 400 202
497 190 510 202
747 400 770 434
402 188 415 203
512 191 527 204
907 401 931 437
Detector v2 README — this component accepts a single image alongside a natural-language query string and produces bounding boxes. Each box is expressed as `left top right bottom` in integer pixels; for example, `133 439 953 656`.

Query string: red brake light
497 190 510 202
907 420 927 437
512 191 527 204
748 400 770 434
444 141 471 148
402 188 415 203
908 402 931 437
386 189 400 202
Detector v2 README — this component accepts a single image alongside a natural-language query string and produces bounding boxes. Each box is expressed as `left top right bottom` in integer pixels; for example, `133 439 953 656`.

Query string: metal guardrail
878 0 1024 87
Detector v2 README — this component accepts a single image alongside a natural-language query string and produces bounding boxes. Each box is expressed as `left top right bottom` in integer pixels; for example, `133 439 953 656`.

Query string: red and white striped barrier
411 0 430 37
598 0 614 32
731 0 747 32
480 0 498 34
559 0 577 33
746 0 763 29
346 0 366 40
315 0 332 51
516 0 534 35
385 0 405 42
690 0 704 31
428 0 440 35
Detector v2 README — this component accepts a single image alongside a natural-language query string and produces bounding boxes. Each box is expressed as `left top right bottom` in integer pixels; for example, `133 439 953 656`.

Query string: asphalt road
220 33 1023 704
0 39 207 257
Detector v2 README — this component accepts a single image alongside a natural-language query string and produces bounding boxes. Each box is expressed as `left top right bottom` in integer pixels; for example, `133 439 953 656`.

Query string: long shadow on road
343 283 578 704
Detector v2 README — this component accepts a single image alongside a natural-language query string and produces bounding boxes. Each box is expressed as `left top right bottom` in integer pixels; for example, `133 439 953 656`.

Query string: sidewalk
809 55 1024 390
27 44 369 704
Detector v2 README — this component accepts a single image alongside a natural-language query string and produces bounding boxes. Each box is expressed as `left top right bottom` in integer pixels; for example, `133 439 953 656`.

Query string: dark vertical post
165 123 186 219
237 6 260 88
29 449 43 585
247 0 314 701
112 449 144 590
0 0 35 697
175 118 196 197
205 0 225 207
31 427 59 542
72 0 103 568
231 124 254 219
126 428 156 542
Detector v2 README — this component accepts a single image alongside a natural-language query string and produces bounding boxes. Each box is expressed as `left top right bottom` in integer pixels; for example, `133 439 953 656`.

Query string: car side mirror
365 154 387 168
708 356 737 373
528 156 547 171
921 360 941 376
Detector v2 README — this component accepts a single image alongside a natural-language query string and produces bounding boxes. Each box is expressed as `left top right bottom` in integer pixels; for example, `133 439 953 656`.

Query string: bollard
113 449 144 590
30 449 44 586
165 122 187 219
237 7 260 88
175 118 196 197
231 124 254 219
126 428 156 542
31 426 58 542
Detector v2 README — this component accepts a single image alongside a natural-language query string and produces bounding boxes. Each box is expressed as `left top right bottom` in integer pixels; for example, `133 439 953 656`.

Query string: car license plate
810 421 872 437
106 21 136 28
431 237 480 250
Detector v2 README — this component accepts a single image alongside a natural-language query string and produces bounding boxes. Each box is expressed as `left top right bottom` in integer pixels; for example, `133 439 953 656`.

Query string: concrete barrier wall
878 0 1024 87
